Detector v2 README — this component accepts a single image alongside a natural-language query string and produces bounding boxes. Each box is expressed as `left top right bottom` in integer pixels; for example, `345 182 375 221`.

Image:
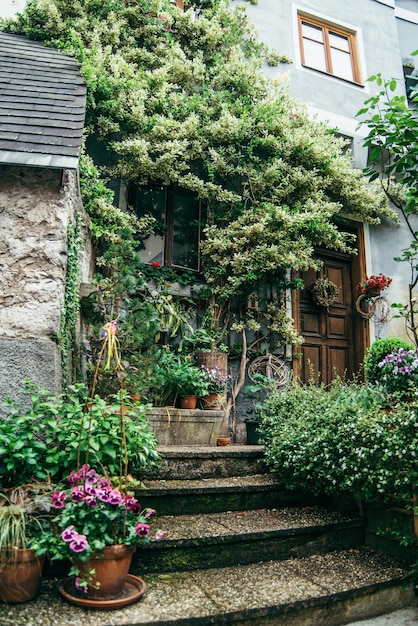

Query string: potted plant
170 357 209 409
357 273 392 296
45 464 166 607
0 483 53 603
199 366 231 409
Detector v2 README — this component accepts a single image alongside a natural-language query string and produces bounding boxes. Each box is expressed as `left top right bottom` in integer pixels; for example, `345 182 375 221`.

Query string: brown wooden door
296 251 358 385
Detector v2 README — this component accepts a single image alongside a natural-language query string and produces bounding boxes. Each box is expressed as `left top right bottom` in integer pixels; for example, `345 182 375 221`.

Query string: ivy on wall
59 215 82 387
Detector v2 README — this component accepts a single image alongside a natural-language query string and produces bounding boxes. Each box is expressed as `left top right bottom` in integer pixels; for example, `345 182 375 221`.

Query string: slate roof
0 31 86 169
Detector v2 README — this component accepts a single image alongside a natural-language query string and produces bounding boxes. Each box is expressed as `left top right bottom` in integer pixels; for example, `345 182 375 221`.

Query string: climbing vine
59 215 82 387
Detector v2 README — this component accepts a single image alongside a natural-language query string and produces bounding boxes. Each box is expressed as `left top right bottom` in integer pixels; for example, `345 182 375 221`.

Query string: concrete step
141 445 267 480
5 548 415 626
137 473 316 515
134 506 365 574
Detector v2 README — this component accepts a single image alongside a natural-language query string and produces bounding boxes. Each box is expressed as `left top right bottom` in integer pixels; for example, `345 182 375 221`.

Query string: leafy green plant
364 337 414 384
259 378 418 500
0 382 160 487
40 465 164 591
170 358 209 398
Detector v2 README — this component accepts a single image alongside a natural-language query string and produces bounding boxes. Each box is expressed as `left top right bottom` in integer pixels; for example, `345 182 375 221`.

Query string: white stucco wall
238 0 418 344
0 0 27 19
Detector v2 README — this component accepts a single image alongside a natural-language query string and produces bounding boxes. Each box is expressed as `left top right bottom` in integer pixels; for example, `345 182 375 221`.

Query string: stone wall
0 165 91 403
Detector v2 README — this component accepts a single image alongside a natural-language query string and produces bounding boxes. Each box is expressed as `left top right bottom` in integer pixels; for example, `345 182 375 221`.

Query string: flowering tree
3 0 395 385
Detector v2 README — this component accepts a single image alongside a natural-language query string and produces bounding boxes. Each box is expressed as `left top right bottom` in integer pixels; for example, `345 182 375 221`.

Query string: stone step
5 548 414 626
137 473 316 515
141 445 267 480
134 506 365 574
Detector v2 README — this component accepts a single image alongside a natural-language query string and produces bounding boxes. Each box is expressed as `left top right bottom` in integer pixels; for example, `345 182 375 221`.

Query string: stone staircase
2 446 415 626
129 446 415 624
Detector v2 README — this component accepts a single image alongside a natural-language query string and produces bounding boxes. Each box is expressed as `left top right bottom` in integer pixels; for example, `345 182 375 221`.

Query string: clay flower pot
179 395 197 409
201 393 224 410
0 548 44 604
73 544 135 600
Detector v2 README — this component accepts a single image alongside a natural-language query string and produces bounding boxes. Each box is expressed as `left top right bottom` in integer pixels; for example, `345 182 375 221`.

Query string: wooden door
294 250 363 385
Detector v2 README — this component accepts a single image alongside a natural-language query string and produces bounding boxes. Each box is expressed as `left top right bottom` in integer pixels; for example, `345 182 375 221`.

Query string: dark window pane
172 191 200 270
132 185 166 265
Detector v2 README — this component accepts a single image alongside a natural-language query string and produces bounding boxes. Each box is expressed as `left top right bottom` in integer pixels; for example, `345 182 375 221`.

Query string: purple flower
97 477 112 489
51 490 67 509
155 530 167 541
61 525 77 542
70 486 85 502
75 577 87 593
96 489 111 503
67 470 79 486
108 489 124 505
135 523 150 537
144 508 156 519
126 496 141 513
84 468 99 483
69 534 89 553
84 482 97 496
85 495 98 508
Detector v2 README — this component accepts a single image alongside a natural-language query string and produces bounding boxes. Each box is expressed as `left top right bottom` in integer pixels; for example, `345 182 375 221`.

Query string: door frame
292 221 369 381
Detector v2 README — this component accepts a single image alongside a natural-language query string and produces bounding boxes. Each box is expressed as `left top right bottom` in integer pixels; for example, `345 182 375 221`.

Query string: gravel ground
347 606 418 625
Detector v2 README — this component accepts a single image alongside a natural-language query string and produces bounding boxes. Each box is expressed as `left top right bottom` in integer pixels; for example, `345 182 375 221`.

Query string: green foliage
258 379 418 502
363 337 414 384
0 381 160 487
4 0 395 353
59 216 82 387
358 73 418 345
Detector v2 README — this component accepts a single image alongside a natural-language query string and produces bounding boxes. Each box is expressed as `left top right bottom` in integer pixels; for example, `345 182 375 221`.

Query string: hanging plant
309 277 339 308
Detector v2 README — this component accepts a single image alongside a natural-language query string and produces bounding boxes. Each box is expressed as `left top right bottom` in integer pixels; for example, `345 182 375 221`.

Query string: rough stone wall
0 165 89 403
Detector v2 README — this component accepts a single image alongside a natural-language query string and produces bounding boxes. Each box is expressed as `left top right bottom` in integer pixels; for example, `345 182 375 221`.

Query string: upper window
298 14 361 84
128 184 202 272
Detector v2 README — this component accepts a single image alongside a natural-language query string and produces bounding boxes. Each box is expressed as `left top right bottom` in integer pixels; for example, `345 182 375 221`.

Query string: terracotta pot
201 393 223 410
216 437 230 447
367 286 381 297
0 548 43 603
73 544 135 600
179 395 197 409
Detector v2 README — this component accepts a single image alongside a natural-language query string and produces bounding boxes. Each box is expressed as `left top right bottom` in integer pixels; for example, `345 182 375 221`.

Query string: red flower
151 261 160 267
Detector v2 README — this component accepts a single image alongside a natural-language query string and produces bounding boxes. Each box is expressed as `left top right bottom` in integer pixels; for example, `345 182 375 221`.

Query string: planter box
146 408 223 446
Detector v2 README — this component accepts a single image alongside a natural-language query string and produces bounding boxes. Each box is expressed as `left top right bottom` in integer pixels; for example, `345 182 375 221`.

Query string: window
128 184 202 271
298 14 361 84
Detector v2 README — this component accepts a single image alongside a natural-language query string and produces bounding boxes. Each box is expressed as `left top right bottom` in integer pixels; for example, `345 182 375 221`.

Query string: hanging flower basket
309 278 339 308
357 274 392 295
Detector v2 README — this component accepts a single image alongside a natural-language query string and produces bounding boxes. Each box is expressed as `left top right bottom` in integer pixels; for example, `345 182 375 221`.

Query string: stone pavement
348 606 418 625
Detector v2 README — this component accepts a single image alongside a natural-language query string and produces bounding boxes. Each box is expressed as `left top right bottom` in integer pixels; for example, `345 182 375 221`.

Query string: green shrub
0 381 160 487
258 379 418 501
364 337 414 384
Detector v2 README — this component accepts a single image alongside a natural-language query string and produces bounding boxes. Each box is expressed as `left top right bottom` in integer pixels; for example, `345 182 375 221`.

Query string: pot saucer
59 574 146 610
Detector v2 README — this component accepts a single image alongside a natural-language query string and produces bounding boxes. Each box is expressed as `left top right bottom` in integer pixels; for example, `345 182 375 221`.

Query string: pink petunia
135 523 150 537
61 525 77 542
85 495 98 508
155 530 167 541
70 486 85 502
51 490 67 508
69 534 89 553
